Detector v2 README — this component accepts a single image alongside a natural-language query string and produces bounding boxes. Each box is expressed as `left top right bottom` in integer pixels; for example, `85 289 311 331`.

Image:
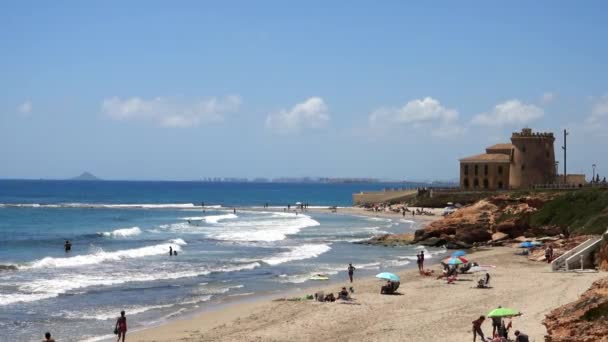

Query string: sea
0 180 446 341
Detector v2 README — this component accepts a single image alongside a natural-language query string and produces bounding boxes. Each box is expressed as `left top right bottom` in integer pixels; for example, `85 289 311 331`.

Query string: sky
1 1 607 181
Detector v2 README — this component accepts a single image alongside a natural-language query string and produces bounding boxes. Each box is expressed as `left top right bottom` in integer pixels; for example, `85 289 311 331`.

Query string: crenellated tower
509 128 556 188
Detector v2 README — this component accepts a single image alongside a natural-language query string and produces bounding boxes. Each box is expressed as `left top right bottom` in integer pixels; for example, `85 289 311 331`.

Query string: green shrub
530 188 608 235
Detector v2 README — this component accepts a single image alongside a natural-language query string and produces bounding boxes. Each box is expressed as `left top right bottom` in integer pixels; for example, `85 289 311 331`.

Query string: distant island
70 172 101 181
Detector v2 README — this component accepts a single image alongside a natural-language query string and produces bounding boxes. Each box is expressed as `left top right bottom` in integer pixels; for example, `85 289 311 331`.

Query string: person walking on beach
416 253 422 271
115 310 127 342
472 316 486 342
43 332 56 342
545 245 553 263
347 263 356 282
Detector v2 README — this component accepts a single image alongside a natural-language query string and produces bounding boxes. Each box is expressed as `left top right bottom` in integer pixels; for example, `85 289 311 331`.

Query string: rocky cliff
411 193 559 248
544 278 608 342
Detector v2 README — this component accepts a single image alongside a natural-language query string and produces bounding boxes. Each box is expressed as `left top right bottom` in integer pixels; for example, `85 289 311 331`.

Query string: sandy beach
130 246 603 342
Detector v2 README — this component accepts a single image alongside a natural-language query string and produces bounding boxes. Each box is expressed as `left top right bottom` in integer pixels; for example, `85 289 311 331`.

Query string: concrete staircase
551 233 606 272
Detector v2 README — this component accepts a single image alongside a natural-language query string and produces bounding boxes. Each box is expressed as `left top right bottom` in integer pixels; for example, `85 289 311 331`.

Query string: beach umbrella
451 250 467 257
376 272 400 282
519 241 541 248
487 307 521 318
442 256 468 265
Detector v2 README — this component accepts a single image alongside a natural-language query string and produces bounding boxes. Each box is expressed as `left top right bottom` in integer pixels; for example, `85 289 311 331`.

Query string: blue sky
1 1 607 180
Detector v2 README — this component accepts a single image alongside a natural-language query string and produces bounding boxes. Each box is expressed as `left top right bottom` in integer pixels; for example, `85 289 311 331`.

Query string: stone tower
509 128 556 188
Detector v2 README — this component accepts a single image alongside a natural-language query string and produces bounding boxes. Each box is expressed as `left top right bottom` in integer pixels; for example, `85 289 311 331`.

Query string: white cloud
265 97 329 134
472 100 544 127
370 97 458 125
17 101 32 116
540 92 556 105
369 97 462 137
101 95 241 127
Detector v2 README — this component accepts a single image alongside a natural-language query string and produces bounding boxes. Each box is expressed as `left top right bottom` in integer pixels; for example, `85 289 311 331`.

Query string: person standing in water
115 310 127 342
64 240 72 253
347 263 356 283
169 246 173 256
420 250 425 270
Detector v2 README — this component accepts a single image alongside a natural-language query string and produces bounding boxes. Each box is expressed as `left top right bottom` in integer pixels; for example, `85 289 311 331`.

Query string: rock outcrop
356 233 415 247
410 194 558 248
544 277 608 342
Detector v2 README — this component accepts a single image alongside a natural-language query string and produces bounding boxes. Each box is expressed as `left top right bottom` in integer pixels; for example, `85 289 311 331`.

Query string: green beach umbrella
487 307 521 318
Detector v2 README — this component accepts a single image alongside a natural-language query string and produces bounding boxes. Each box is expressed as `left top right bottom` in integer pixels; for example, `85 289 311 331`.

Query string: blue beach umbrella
376 272 400 282
451 250 467 257
519 241 541 248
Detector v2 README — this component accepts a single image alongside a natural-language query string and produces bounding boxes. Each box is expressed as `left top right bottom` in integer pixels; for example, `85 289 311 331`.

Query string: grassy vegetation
530 188 608 235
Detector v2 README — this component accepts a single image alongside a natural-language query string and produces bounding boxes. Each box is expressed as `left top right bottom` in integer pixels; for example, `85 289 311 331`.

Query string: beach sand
130 247 604 342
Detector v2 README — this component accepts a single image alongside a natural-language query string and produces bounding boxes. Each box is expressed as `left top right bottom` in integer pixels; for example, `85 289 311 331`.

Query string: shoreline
92 208 441 342
128 245 604 342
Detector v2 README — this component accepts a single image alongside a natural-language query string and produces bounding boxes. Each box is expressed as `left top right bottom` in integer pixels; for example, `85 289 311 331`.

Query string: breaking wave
24 239 187 269
99 227 142 238
262 244 331 266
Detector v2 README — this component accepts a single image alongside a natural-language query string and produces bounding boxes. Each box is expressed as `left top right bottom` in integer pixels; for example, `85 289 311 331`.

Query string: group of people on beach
472 314 529 342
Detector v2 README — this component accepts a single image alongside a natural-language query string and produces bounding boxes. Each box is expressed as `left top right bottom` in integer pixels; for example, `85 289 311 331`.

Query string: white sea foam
99 226 142 238
357 262 382 270
181 213 238 223
262 244 331 266
66 303 177 321
24 240 187 269
2 262 257 306
210 214 320 242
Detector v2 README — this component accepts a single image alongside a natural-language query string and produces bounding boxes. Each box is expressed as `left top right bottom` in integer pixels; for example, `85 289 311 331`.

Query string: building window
474 165 478 176
464 165 469 175
498 181 503 189
464 178 469 188
498 166 503 175
483 179 488 189
474 178 479 188
484 164 488 175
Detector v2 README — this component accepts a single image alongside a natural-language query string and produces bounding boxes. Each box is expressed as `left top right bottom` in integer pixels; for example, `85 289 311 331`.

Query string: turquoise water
0 180 444 341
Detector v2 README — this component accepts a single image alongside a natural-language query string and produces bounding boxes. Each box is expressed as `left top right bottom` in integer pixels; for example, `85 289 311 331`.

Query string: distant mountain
70 172 101 181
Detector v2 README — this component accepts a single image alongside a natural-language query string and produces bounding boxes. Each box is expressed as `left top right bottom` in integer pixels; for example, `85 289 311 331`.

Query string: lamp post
592 164 597 183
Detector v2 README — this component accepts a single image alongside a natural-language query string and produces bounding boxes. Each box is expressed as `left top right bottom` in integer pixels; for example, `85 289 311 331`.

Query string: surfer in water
64 240 72 253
